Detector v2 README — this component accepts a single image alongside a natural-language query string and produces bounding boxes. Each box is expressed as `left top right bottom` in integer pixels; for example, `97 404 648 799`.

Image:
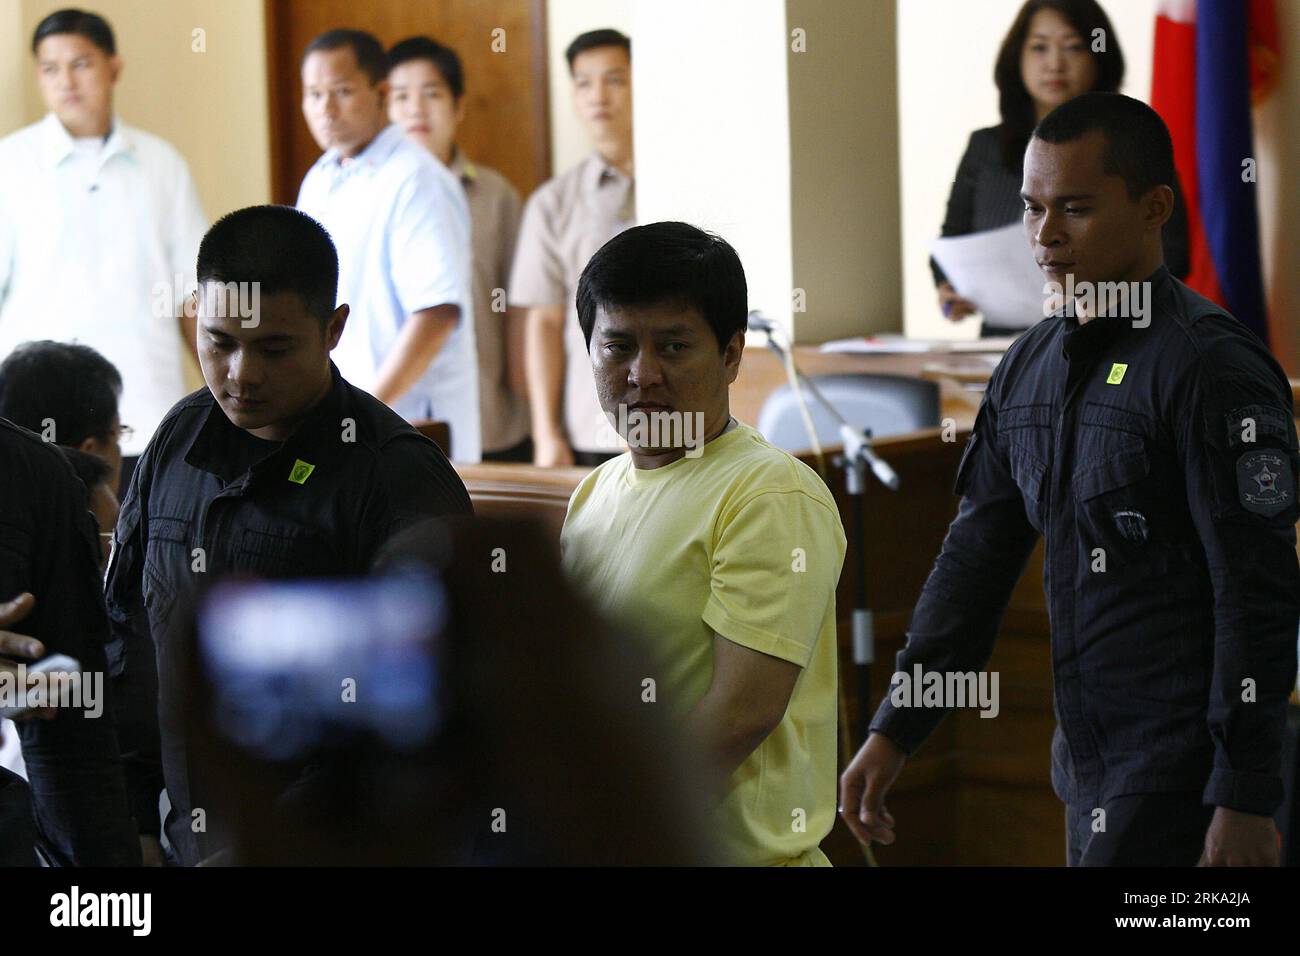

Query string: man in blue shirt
296 29 480 463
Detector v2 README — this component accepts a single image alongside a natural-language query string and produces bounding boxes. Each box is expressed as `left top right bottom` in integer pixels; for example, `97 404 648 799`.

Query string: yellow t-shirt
561 422 846 865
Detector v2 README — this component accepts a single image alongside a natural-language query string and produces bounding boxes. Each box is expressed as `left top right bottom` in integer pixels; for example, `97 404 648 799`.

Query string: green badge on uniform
1106 363 1128 385
288 459 315 484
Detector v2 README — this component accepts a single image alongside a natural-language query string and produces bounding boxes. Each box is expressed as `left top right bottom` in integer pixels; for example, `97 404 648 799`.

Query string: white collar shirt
296 124 480 463
0 113 208 456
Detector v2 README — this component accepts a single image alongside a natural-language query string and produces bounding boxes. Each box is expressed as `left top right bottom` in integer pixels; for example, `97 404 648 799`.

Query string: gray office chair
755 374 940 452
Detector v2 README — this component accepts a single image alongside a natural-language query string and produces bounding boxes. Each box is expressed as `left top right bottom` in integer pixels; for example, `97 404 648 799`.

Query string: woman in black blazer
935 0 1189 335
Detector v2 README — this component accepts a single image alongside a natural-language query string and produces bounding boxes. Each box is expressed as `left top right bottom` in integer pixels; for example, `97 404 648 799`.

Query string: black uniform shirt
0 419 139 864
871 266 1300 815
104 364 473 863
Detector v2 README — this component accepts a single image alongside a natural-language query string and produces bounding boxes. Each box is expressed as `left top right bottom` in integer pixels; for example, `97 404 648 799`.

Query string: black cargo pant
1066 792 1214 866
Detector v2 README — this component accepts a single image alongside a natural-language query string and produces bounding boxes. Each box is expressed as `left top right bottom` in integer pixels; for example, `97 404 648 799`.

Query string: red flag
1151 1 1223 304
1151 0 1277 346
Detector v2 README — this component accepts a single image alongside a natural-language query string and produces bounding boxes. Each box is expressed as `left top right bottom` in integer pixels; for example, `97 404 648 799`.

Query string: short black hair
565 29 630 71
1033 92 1176 201
302 29 386 86
576 222 747 352
32 8 115 56
0 341 121 445
387 36 464 100
993 0 1124 170
197 206 339 326
59 445 112 492
32 7 115 56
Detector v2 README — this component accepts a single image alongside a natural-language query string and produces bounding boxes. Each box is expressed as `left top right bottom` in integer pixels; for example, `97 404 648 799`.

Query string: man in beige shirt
509 29 635 467
387 35 530 461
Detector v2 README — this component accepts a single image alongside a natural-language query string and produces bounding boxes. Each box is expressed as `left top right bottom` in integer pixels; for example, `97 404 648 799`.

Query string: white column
633 0 796 336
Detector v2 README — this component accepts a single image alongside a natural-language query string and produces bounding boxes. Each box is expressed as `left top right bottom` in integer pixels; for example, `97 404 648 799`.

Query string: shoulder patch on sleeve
1236 449 1295 516
1224 403 1293 448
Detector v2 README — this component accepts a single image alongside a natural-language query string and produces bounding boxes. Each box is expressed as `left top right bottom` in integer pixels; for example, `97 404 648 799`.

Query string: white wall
546 0 634 177
632 0 795 332
897 0 1157 341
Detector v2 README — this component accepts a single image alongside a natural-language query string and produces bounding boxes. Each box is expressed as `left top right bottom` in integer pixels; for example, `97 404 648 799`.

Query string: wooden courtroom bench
452 463 590 549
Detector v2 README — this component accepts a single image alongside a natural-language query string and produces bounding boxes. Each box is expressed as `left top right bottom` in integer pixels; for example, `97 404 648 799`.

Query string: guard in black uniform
106 208 473 865
841 94 1298 866
0 420 139 865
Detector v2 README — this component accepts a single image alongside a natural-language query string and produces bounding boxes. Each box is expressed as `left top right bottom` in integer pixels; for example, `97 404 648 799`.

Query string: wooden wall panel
803 431 1060 866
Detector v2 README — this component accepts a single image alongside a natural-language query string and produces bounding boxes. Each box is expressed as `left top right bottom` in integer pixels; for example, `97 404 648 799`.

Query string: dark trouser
0 766 38 866
573 449 619 468
481 436 534 464
1066 792 1214 866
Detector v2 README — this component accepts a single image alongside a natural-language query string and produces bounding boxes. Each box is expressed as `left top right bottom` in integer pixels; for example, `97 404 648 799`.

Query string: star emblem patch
1236 450 1293 516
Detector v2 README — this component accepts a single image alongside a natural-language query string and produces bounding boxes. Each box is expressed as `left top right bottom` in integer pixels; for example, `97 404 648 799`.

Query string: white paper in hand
930 223 1047 330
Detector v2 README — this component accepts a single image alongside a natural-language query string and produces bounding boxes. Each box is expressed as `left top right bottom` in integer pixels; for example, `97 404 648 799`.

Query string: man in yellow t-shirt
560 222 846 865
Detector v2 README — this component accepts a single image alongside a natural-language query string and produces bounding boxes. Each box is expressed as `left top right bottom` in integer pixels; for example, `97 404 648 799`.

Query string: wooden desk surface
731 346 995 430
732 350 1300 436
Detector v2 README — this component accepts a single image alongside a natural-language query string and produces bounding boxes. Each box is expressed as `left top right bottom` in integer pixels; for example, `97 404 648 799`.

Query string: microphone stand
756 321 901 747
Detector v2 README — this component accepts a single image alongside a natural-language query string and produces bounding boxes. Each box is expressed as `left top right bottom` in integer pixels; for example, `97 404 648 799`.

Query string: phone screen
197 570 447 762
